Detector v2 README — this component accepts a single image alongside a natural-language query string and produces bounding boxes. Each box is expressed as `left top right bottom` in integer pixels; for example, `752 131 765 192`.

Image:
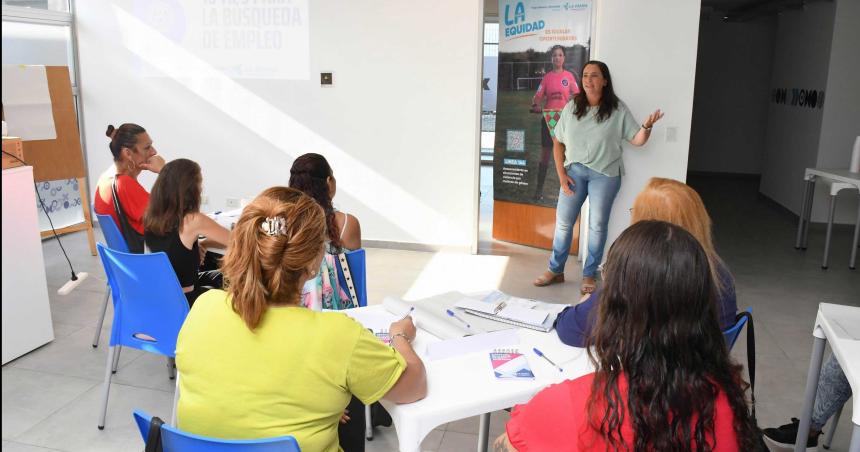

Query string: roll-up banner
493 1 592 207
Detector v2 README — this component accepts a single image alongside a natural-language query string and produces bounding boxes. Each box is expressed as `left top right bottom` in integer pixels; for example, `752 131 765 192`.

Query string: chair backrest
722 307 752 350
133 410 302 452
335 248 367 307
95 213 130 253
97 243 189 356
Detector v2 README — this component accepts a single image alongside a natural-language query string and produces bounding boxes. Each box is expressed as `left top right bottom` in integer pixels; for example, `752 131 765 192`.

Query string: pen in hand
446 309 471 329
397 306 415 321
533 347 563 372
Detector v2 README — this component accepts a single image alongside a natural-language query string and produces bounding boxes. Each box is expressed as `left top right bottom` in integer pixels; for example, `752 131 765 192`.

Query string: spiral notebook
490 348 535 379
455 298 552 332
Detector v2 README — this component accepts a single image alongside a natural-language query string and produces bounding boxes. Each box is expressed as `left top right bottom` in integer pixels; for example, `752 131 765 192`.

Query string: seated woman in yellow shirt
175 187 427 452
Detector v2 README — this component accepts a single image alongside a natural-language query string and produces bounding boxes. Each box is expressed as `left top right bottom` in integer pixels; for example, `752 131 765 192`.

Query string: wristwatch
641 123 652 130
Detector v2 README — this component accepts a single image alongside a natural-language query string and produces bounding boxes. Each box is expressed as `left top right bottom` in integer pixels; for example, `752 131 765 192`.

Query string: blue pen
533 347 563 372
446 309 471 329
397 306 415 321
213 210 222 215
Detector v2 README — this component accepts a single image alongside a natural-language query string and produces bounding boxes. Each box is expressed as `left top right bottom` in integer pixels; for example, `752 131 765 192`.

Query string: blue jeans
549 163 621 277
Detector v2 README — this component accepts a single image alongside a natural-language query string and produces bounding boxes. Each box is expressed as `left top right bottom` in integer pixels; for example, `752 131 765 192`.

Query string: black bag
144 415 164 452
111 177 145 253
735 310 769 451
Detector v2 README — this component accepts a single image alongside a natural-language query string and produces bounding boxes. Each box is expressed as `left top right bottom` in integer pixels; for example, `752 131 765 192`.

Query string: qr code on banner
506 129 525 152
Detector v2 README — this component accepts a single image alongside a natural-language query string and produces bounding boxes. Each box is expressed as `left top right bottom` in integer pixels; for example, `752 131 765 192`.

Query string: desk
795 303 860 452
345 305 593 452
794 168 860 269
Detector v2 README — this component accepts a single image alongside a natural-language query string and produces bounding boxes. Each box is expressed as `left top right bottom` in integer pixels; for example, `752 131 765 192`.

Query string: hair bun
105 124 116 139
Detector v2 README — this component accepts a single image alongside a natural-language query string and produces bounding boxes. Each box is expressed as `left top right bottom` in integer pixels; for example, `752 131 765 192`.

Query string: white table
346 305 593 452
794 303 860 452
794 168 860 269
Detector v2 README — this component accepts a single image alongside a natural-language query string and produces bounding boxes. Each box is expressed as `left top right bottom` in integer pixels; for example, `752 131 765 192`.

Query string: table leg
796 178 813 249
795 336 826 452
802 179 816 249
849 423 860 452
822 194 837 269
850 197 859 270
477 413 491 452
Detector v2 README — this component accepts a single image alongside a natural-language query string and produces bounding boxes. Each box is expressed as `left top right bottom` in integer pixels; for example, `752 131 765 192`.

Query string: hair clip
261 216 286 236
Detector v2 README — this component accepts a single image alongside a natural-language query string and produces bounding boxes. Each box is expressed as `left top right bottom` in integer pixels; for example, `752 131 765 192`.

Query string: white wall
75 1 483 248
815 0 860 224
688 17 775 175
593 0 702 255
759 2 836 221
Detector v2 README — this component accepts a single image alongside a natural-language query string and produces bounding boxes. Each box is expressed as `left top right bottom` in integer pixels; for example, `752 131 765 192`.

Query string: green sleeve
621 104 640 142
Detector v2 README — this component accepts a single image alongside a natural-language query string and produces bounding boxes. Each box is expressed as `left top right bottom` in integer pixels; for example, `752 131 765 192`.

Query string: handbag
338 252 359 308
111 177 145 253
144 415 164 452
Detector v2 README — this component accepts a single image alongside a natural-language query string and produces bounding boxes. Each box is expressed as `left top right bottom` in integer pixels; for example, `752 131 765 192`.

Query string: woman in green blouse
533 60 663 294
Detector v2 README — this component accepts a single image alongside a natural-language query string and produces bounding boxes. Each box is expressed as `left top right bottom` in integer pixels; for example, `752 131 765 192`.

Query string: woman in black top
144 159 230 306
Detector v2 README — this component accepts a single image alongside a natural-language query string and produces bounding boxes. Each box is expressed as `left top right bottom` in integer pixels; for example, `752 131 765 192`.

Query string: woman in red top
93 123 165 252
495 221 760 451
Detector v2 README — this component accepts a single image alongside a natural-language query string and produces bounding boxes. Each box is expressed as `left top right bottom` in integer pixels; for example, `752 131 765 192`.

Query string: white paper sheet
382 296 479 340
425 329 520 361
1 65 57 141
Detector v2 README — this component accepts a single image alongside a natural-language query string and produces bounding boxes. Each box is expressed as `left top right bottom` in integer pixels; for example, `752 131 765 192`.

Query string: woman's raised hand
644 109 664 129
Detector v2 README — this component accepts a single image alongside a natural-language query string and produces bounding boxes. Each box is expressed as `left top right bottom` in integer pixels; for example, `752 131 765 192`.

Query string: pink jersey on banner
533 70 579 111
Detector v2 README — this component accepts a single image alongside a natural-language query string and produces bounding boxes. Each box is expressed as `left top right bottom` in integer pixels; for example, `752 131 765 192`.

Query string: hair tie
261 217 287 236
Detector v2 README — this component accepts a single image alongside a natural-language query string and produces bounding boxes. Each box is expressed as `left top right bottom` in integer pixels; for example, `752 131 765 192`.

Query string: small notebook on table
489 348 535 379
455 298 552 332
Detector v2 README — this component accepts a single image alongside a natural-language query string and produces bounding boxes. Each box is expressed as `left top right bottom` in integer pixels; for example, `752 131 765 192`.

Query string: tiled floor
3 175 858 451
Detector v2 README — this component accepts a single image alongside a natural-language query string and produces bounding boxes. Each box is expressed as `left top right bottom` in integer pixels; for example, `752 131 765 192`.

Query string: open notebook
455 298 553 332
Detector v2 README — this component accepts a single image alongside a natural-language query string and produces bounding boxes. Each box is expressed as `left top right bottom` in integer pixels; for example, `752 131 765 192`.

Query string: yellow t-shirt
175 289 406 452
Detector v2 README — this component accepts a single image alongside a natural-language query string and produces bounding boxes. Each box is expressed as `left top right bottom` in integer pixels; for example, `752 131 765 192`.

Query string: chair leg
167 357 176 380
823 403 844 449
111 345 121 373
98 346 116 429
92 285 110 348
170 375 180 427
365 404 373 440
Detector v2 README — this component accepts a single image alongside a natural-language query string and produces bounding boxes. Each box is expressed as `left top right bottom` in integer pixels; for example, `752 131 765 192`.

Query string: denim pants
549 163 621 277
811 355 852 431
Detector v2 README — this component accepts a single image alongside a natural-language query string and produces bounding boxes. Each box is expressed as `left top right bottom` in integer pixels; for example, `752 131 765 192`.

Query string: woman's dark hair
549 44 565 57
144 159 202 236
105 123 146 162
587 220 759 451
573 60 620 123
288 153 342 252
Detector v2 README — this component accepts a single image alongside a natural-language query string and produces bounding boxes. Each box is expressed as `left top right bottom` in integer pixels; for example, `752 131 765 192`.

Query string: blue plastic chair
92 213 131 349
96 244 190 429
722 307 752 350
335 249 367 307
133 410 301 451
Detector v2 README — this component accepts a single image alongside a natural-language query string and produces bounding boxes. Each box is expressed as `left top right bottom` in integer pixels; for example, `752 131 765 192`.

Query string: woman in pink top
494 221 761 451
530 45 579 200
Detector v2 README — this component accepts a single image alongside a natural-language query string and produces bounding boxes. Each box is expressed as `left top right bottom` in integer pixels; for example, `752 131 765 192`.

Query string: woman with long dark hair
530 45 579 201
497 221 760 451
533 61 663 295
289 153 361 310
144 158 230 305
94 123 166 253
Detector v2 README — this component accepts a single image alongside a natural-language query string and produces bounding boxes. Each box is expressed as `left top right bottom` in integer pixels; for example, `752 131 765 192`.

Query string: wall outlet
225 197 240 208
201 194 209 205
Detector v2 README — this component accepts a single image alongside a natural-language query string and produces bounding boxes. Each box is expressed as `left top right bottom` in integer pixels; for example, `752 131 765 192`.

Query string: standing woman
530 45 579 201
94 123 166 252
144 159 230 306
289 153 362 311
533 61 664 294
